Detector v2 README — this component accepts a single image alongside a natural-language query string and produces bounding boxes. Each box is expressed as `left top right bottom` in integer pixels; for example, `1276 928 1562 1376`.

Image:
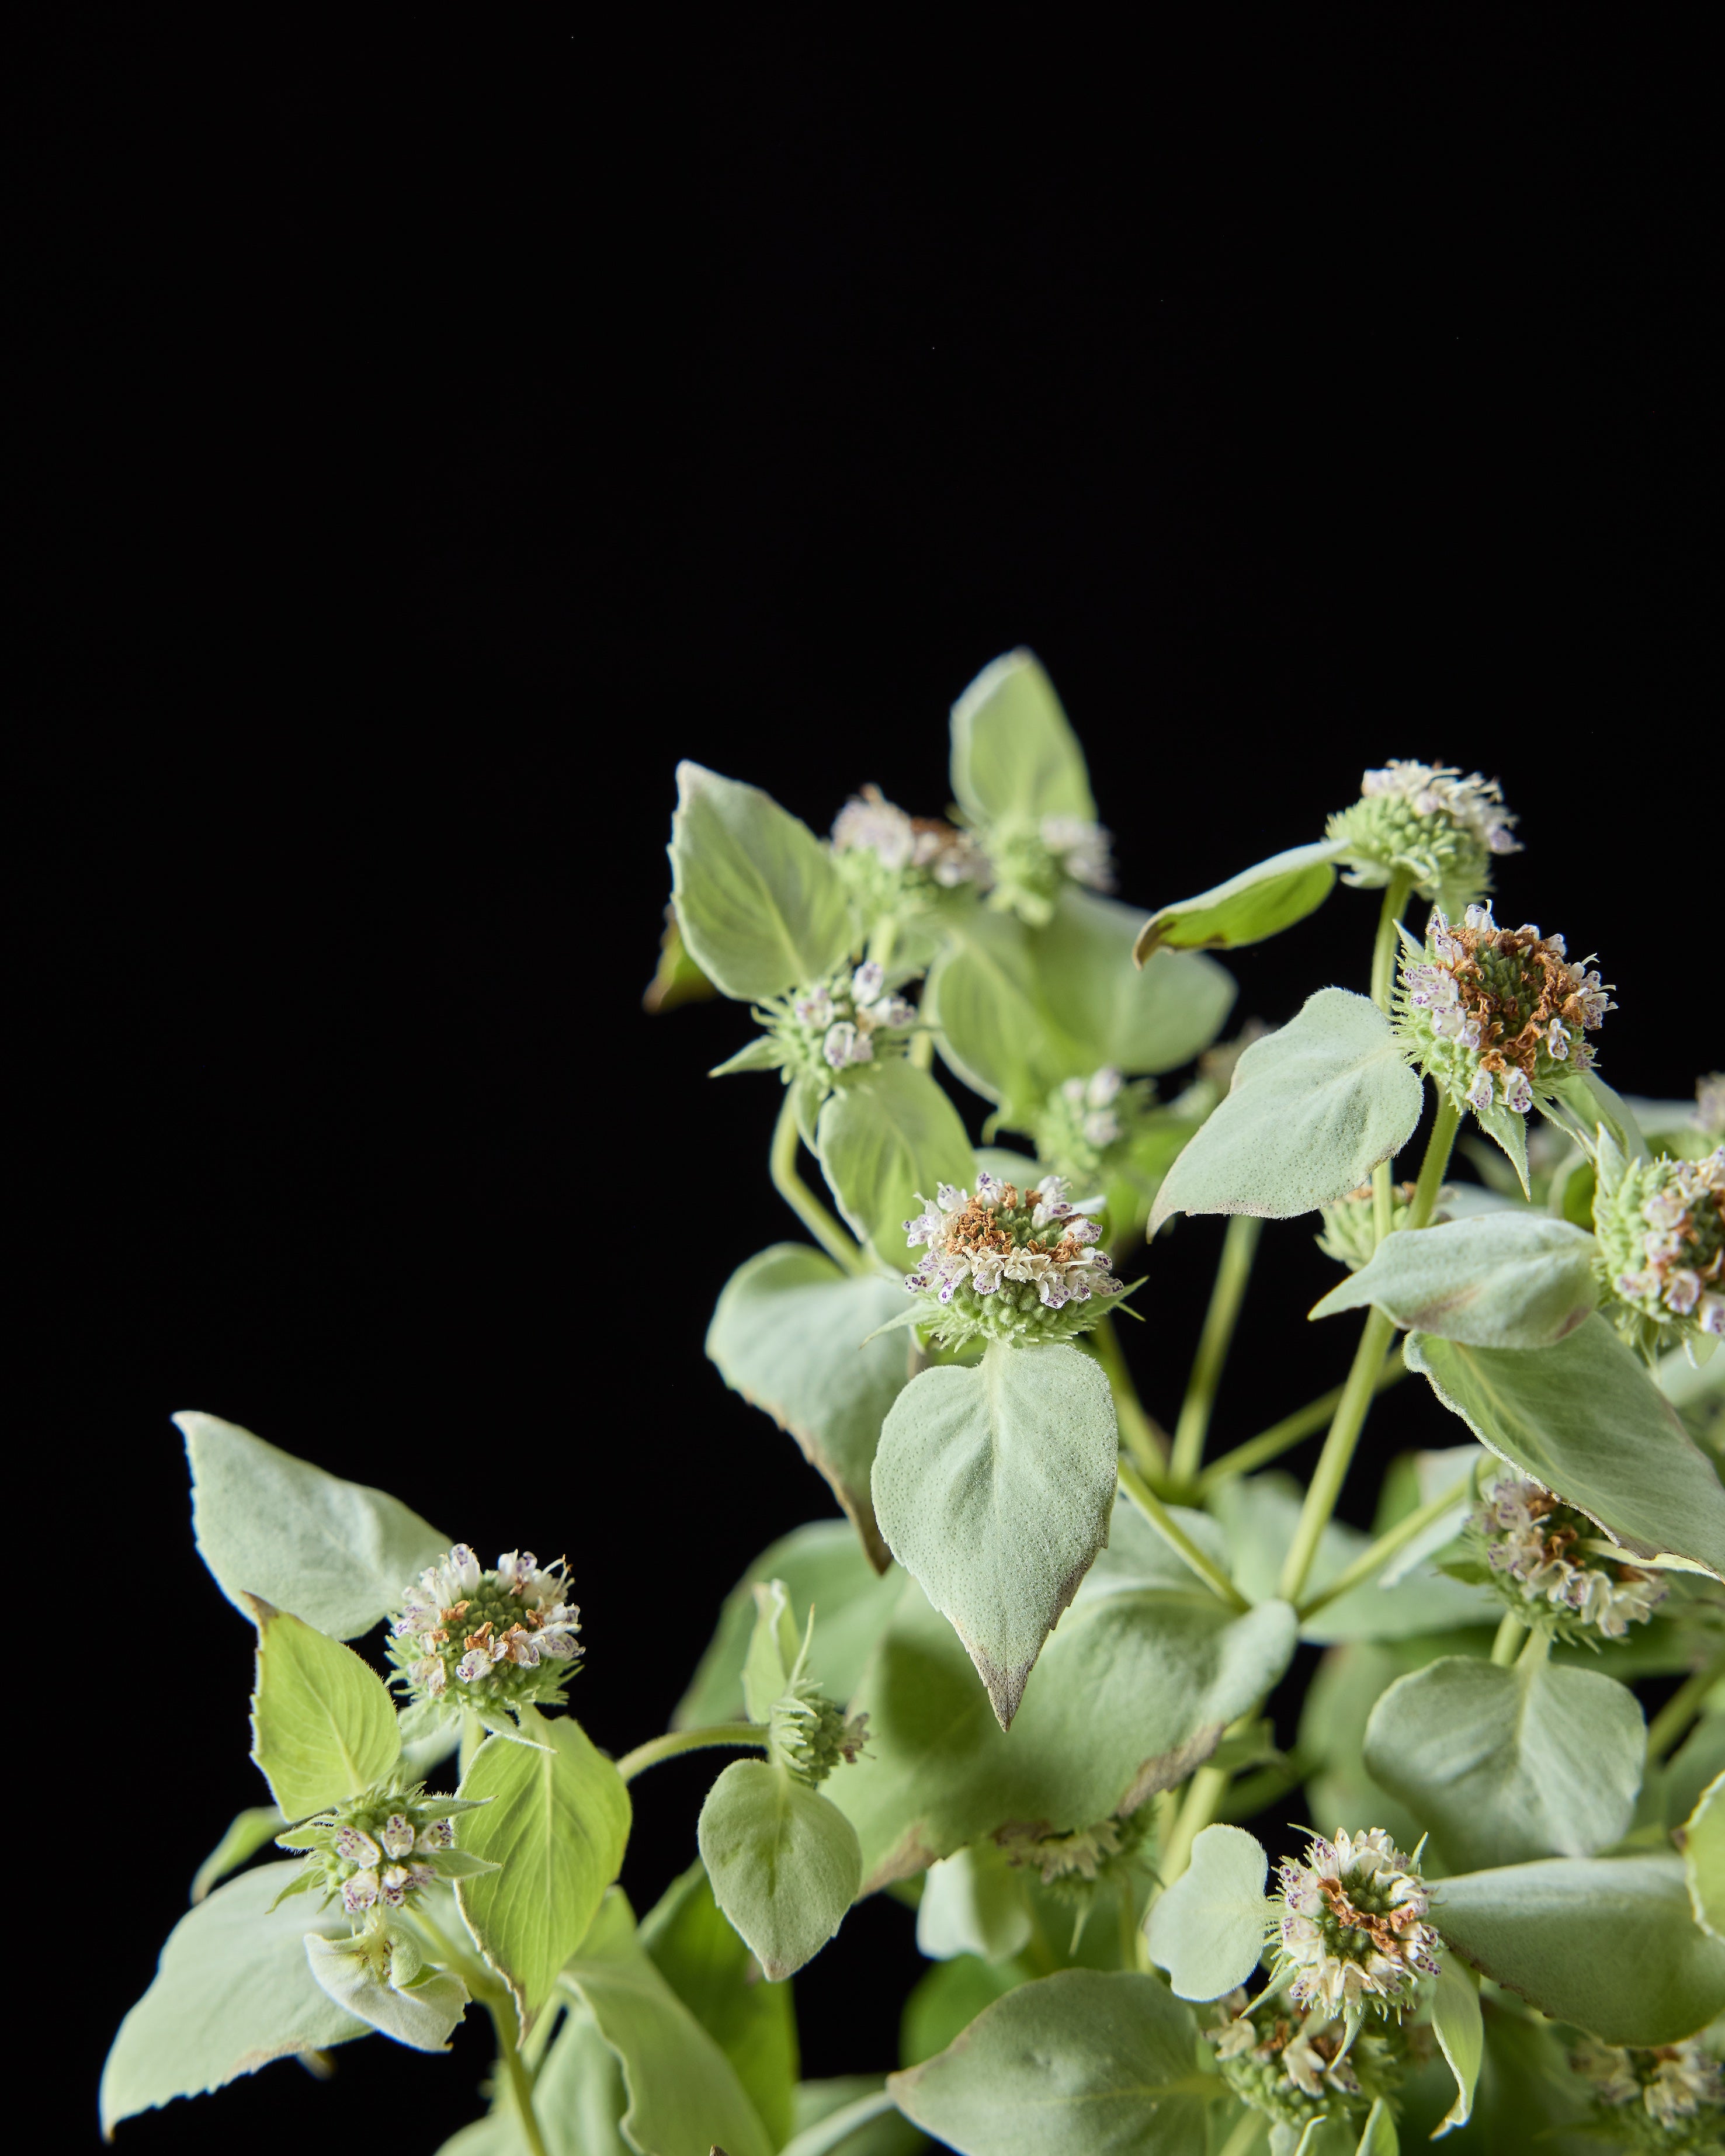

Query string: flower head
1395 902 1613 1120
768 1685 869 1788
1206 1988 1401 2132
745 961 921 1088
1028 1065 1162 1185
389 1544 583 1714
1327 760 1520 913
831 784 990 928
976 814 1115 926
1470 1470 1667 1644
1271 1829 1441 2025
275 1776 485 1932
902 1172 1126 1346
1595 1147 1725 1351
1571 2035 1724 2148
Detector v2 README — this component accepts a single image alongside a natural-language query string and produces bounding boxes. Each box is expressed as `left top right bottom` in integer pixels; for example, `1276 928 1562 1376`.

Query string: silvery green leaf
786 2078 924 2156
673 1519 904 1729
1148 989 1424 1236
1376 1445 1484 1587
707 1244 914 1572
949 648 1096 827
1433 1853 1725 2046
246 1596 402 1817
1133 841 1348 964
303 1935 468 2051
1310 1213 1600 1348
1547 1067 1651 1165
903 1960 1026 2071
190 1804 285 1903
829 1577 1296 1889
179 1410 447 1640
888 1969 1212 2152
709 1034 789 1077
926 905 1052 1120
1143 1823 1269 2000
817 1059 976 1269
1472 1096 1531 1196
1363 1654 1646 1870
1030 887 1235 1077
1406 1315 1725 1577
1429 1948 1483 2136
1684 1770 1725 1942
915 1842 1034 1963
742 1578 801 1723
1666 1717 1725 1831
697 1761 863 1981
669 762 853 1003
871 1342 1119 1727
100 1863 369 2135
456 1710 632 2021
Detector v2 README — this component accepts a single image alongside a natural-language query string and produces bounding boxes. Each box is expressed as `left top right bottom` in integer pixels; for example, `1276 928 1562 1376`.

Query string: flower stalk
1169 1214 1262 1487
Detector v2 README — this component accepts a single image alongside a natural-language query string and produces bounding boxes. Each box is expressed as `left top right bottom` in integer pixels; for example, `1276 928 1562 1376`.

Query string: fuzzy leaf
1364 1654 1645 1871
709 1035 788 1077
191 1804 286 1903
1684 1770 1725 1942
179 1410 447 1640
1030 887 1235 1078
1149 989 1424 1236
668 762 853 1002
926 905 1058 1120
1406 1315 1725 1577
100 1863 368 2134
915 1843 1034 1963
1434 1854 1725 2046
1143 1823 1269 2001
707 1245 912 1571
247 1598 401 1817
1310 1213 1600 1348
870 1342 1119 1727
742 1578 802 1723
901 1957 1026 2070
817 1058 976 1269
949 648 1095 827
1133 841 1346 963
455 1710 632 2022
888 1969 1212 2152
1429 1949 1483 2137
303 1935 468 2052
697 1761 863 1981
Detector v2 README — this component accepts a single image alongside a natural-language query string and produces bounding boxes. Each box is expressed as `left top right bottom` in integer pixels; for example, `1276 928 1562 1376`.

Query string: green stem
616 1723 768 1783
778 2088 901 2156
1091 1314 1170 1476
1370 869 1415 1012
1647 1647 1725 1763
1198 1363 1407 1490
1516 1625 1552 1671
1218 1748 1313 1823
1407 1097 1462 1230
770 1094 869 1274
1117 1878 1140 1973
1169 1214 1262 1486
1117 1461 1251 1611
492 2001 551 2156
1160 1759 1231 1886
1490 1612 1527 1667
1295 1476 1473 1621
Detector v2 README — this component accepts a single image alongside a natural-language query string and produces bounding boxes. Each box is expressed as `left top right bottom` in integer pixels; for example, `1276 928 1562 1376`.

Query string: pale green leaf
1473 1098 1530 1196
1133 841 1346 963
179 1410 447 1640
698 1760 863 1981
303 1935 468 2051
707 1244 913 1571
674 1520 904 1729
247 1598 401 1817
1683 1770 1725 1941
788 2080 923 2156
742 1578 803 1723
871 1341 1119 1727
1363 1653 1645 1871
639 1860 800 2149
830 1577 1296 1889
668 761 853 1002
1029 887 1235 1077
456 1710 632 2020
1149 990 1424 1236
191 1804 284 1903
817 1060 976 1269
100 1863 369 2135
926 906 1053 1119
1429 1949 1482 2137
901 1958 1025 2071
433 1997 634 2156
915 1843 1034 1963
1434 1853 1725 2045
1354 2099 1397 2156
1144 1823 1269 2001
888 1968 1212 2152
1667 1716 1725 1830
1310 1213 1600 1348
710 1034 789 1077
1405 1315 1725 1576
949 649 1096 827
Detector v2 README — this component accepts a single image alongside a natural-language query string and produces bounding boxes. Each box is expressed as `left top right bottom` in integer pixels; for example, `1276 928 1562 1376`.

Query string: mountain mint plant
106 651 1725 2154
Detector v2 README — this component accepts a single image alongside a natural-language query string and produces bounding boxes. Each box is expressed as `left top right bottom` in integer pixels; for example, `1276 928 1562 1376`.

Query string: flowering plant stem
1117 1459 1252 1610
1196 1360 1407 1491
615 1722 769 1783
1490 1612 1528 1666
769 1093 872 1274
1091 1313 1170 1475
1294 1474 1474 1622
404 1905 551 2156
1168 1213 1262 1487
1646 1646 1725 1763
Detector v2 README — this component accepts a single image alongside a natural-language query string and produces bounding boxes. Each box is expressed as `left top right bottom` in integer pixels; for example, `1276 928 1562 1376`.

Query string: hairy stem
1169 1214 1262 1486
1117 1461 1251 1610
1091 1314 1170 1475
1160 1759 1231 1886
770 1093 869 1274
1490 1612 1527 1667
1295 1475 1473 1620
1198 1362 1407 1490
492 2001 551 2156
616 1723 769 1783
1647 1647 1725 1763
1370 869 1415 1012
1516 1624 1553 1671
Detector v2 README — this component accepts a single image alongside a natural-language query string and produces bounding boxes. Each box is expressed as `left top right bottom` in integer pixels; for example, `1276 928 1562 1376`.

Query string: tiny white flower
1503 1068 1533 1115
823 1021 869 1069
936 1183 968 1211
1700 1294 1725 1336
794 990 835 1027
1085 1067 1123 1109
380 1815 415 1859
1464 901 1494 931
336 1827 382 1867
342 1869 381 1913
851 960 885 1002
1466 1068 1495 1115
1664 1269 1703 1316
457 1648 492 1683
415 1820 454 1853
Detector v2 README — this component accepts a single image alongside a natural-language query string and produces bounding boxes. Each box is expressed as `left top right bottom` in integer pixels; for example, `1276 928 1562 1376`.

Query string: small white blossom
822 1020 871 1070
793 988 835 1026
851 960 885 1002
1360 763 1522 856
1039 815 1115 891
1474 1470 1666 1640
342 1869 381 1914
1273 1828 1441 2022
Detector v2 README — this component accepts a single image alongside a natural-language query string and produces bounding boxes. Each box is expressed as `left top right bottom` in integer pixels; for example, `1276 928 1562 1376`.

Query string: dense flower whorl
276 1778 479 1928
768 1685 869 1788
1396 902 1613 1120
1327 759 1519 911
1315 1179 1455 1272
1273 1829 1441 2023
1207 1990 1399 2131
831 784 991 922
1596 1148 1725 1346
787 962 919 1075
1470 1471 1666 1643
1031 1065 1158 1183
390 1544 582 1711
979 814 1115 925
903 1172 1125 1346
1571 2035 1724 2148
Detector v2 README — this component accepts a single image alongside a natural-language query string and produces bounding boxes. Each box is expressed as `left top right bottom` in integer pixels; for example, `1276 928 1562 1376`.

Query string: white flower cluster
793 961 917 1072
905 1173 1113 1308
334 1815 449 1917
1602 1150 1725 1339
831 785 990 887
1571 2035 1724 2136
1274 1829 1441 2022
1358 761 1521 858
1039 814 1115 891
392 1544 582 1704
1059 1066 1124 1150
1473 1472 1667 1640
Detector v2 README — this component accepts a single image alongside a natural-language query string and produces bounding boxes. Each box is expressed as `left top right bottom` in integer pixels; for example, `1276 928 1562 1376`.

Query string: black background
20 17 1715 2150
